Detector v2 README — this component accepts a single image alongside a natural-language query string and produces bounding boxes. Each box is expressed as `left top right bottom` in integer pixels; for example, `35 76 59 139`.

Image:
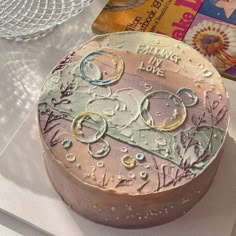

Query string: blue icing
62 140 72 149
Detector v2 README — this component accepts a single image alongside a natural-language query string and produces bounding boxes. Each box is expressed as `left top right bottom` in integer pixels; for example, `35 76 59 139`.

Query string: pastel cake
38 32 229 228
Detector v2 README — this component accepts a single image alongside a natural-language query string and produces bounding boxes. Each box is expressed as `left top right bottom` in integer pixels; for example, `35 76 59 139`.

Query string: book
92 0 236 80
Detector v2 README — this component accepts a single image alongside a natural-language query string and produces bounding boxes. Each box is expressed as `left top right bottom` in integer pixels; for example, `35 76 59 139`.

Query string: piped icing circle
38 32 229 228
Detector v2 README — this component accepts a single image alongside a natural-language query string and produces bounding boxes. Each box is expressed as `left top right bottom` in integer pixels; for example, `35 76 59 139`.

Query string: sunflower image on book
184 20 236 72
105 0 145 11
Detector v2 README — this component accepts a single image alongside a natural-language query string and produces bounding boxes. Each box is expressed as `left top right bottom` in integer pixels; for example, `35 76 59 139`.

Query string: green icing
39 61 226 173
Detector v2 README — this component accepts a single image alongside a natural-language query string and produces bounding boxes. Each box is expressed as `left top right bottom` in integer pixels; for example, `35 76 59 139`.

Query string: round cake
38 32 229 228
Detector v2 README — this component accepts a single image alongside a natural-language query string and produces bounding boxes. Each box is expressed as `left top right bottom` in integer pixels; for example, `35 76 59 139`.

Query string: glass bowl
0 0 94 41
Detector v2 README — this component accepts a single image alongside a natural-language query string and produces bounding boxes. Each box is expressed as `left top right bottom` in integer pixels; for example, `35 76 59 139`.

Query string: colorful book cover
92 0 203 40
199 0 236 25
92 0 236 80
183 13 236 80
194 0 236 80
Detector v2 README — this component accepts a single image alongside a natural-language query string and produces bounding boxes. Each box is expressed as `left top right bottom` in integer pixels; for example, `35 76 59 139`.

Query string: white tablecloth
0 1 235 235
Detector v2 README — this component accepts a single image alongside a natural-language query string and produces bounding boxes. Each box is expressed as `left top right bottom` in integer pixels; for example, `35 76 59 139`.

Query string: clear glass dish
0 0 93 41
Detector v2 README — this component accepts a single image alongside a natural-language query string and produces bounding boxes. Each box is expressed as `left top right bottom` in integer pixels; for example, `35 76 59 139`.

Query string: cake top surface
38 32 229 195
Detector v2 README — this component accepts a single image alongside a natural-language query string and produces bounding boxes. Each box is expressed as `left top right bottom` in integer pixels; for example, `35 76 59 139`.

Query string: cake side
42 135 224 228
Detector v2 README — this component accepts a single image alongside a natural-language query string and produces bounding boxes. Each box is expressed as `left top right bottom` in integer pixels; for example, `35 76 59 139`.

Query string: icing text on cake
137 44 181 64
138 57 165 77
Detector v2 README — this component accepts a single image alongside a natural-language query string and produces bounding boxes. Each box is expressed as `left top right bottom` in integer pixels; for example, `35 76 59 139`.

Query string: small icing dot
127 205 133 211
166 103 169 107
135 153 145 161
97 161 104 168
76 163 81 169
128 172 136 179
111 207 116 212
83 173 90 178
110 176 115 182
116 216 119 220
203 70 213 78
144 164 150 169
138 216 142 220
65 153 76 163
120 146 128 153
140 171 148 179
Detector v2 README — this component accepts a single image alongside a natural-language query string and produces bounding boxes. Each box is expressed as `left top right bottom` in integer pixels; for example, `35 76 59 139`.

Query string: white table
0 1 235 235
